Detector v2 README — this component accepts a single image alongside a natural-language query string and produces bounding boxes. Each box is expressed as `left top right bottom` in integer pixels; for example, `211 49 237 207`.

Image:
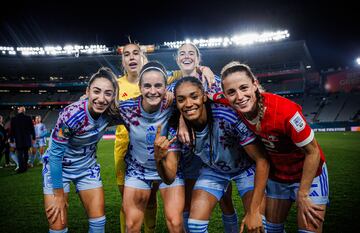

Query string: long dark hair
87 67 120 118
174 76 215 165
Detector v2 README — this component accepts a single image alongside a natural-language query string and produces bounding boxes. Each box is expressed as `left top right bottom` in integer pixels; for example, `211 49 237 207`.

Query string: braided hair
220 61 265 132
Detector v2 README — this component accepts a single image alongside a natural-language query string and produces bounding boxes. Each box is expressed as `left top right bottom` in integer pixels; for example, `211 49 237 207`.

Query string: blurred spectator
0 115 9 168
10 107 35 173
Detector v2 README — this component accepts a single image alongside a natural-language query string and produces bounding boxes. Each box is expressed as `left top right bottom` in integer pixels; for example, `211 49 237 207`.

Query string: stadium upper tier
1 40 359 127
0 40 314 82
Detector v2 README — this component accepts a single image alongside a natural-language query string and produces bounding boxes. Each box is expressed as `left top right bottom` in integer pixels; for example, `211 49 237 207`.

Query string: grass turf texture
0 132 359 232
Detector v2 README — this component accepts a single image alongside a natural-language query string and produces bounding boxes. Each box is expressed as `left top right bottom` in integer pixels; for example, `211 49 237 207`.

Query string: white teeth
185 109 197 113
182 59 192 64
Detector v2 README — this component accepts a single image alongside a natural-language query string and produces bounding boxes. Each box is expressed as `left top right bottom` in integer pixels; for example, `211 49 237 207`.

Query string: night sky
0 0 358 69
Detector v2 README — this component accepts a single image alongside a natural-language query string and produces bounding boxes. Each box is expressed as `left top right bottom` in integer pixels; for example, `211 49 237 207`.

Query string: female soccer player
120 61 184 233
171 43 239 233
29 115 47 165
114 43 160 233
114 42 216 233
42 67 120 233
172 76 269 233
220 62 329 233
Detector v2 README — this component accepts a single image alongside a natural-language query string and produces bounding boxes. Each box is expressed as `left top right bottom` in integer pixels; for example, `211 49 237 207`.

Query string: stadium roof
0 40 314 82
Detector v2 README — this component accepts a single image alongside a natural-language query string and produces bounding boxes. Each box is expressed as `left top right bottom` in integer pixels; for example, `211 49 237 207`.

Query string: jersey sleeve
285 103 314 147
233 120 256 146
51 110 72 144
48 139 67 189
203 75 223 100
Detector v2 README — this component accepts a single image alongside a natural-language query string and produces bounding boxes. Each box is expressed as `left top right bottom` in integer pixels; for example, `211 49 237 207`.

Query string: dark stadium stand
1 40 359 133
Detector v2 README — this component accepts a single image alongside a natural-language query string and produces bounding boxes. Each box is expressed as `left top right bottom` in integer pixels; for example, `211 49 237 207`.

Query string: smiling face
86 77 116 118
122 44 144 76
175 81 207 124
140 70 167 113
176 44 200 76
222 71 259 115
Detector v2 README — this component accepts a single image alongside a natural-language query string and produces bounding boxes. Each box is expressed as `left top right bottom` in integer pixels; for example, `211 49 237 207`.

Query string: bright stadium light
162 30 290 49
0 44 113 57
356 57 360 65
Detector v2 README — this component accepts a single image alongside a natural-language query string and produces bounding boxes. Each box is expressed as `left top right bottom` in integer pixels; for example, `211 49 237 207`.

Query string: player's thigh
160 185 185 219
44 193 69 230
123 186 152 214
78 187 105 218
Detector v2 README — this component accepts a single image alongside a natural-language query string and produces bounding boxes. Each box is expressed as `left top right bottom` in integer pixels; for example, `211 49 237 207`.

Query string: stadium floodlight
162 30 290 49
356 57 360 65
0 44 112 57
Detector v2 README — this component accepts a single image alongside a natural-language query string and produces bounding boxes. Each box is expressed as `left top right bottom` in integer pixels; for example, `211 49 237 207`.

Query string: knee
47 216 67 231
125 219 141 233
166 214 183 230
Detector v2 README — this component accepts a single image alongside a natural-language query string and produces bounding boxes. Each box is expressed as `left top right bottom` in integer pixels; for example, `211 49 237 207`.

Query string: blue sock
222 213 239 233
183 211 190 233
188 218 209 233
49 228 68 233
10 152 19 167
262 215 268 232
267 221 285 233
89 216 106 233
298 230 315 233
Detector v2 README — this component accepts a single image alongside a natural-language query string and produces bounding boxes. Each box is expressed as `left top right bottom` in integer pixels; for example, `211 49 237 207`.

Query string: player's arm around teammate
173 77 269 233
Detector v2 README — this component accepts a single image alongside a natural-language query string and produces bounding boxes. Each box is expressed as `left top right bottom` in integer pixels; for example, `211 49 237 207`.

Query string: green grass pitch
0 132 359 232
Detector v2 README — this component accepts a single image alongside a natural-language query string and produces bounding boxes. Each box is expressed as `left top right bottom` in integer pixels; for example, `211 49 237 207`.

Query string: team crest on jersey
290 111 306 132
58 124 71 138
146 126 156 144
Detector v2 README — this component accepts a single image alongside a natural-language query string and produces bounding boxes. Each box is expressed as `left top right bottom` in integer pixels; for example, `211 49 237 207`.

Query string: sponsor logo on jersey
290 111 306 132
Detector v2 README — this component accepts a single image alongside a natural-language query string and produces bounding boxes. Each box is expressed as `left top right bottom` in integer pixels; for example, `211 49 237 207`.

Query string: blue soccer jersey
44 99 114 189
119 97 180 180
34 123 47 147
192 102 256 174
35 122 47 139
